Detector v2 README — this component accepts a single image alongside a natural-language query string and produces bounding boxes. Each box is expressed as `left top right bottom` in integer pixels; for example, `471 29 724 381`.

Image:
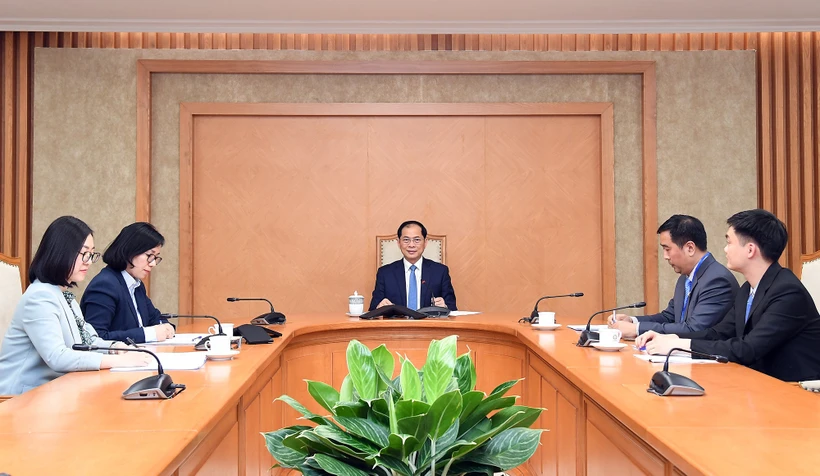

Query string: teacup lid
349 290 364 300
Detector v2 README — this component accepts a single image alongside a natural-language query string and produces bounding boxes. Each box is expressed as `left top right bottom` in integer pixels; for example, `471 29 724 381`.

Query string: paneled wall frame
1 31 818 302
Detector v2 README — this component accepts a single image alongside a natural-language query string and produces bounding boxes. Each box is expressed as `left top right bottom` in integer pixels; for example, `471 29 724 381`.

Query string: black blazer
369 258 457 311
80 266 170 343
683 263 820 382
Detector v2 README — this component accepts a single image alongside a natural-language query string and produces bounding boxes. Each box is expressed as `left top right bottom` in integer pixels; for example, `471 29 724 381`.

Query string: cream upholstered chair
377 234 446 269
0 253 23 402
799 250 820 314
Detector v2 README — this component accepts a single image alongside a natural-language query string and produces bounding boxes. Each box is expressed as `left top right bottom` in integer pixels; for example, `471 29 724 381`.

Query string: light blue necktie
680 278 693 322
744 290 755 324
408 265 418 311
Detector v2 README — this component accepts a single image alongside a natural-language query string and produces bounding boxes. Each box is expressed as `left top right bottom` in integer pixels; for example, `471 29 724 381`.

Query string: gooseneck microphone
647 347 728 396
227 297 286 324
72 344 186 399
161 313 223 334
576 301 646 347
521 293 585 323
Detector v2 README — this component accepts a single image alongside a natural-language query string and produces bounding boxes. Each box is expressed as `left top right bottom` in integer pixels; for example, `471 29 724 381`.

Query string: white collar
403 258 423 273
121 270 141 292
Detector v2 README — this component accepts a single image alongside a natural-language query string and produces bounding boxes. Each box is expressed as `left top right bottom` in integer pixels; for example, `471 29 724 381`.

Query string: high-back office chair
376 234 446 269
0 253 23 403
799 250 820 314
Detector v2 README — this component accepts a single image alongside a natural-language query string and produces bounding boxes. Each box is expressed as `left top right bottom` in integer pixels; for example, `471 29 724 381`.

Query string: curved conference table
2 313 820 475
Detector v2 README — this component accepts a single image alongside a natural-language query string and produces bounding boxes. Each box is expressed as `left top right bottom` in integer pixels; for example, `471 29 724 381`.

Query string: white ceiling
0 0 819 34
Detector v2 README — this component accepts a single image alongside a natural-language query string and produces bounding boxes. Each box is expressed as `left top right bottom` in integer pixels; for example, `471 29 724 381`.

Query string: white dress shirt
121 270 157 342
403 258 423 310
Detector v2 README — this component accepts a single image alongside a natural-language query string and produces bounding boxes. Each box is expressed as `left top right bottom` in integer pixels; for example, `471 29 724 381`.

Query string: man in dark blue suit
369 221 457 311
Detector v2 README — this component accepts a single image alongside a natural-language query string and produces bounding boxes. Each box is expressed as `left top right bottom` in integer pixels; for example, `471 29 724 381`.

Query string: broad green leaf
372 454 414 476
465 428 543 470
304 428 374 463
394 400 430 420
313 425 379 456
416 421 461 469
307 380 340 414
339 375 355 403
488 379 522 399
386 387 398 435
490 405 543 429
459 390 485 421
335 416 390 447
312 453 371 476
297 431 349 459
334 401 368 419
263 428 309 468
442 461 496 475
276 395 333 425
421 335 458 404
424 390 462 439
375 362 400 395
455 409 541 461
396 414 431 445
347 340 378 401
372 344 394 383
369 398 390 427
399 359 422 401
454 352 476 394
459 396 517 435
382 433 421 460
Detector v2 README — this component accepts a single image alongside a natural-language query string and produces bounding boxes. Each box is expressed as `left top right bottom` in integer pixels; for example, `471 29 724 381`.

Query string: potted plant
263 335 544 475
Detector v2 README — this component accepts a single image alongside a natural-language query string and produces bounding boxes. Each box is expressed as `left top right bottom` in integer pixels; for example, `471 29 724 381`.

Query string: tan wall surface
32 49 756 316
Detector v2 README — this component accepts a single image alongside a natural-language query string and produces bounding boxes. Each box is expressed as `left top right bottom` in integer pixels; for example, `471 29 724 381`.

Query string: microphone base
250 312 286 325
122 374 186 400
576 330 600 347
647 371 705 396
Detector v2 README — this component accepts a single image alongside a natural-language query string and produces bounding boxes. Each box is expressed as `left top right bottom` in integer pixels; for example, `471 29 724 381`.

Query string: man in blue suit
610 215 738 338
369 220 457 311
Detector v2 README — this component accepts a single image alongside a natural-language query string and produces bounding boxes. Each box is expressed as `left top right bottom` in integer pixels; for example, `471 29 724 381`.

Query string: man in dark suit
610 215 738 338
369 220 457 311
639 209 820 382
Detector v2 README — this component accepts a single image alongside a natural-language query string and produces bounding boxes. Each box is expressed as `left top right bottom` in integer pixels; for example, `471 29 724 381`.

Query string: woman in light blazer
81 222 174 343
0 216 151 395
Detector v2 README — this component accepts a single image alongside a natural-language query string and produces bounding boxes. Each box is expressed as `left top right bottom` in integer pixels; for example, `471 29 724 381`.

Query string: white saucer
591 342 627 352
206 350 239 361
531 323 561 330
346 312 362 317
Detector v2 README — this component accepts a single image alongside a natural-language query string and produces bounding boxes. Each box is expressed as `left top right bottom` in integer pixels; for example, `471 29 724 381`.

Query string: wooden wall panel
2 30 818 289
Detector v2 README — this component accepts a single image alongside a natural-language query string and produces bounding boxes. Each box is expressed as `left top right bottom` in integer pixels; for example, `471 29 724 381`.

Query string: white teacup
205 334 231 353
209 323 234 336
537 311 556 325
598 328 622 344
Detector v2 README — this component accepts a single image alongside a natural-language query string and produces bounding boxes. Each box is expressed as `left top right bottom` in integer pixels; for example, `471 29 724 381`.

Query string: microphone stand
227 297 287 324
519 292 584 324
161 314 225 350
647 347 729 396
576 301 646 347
72 344 186 400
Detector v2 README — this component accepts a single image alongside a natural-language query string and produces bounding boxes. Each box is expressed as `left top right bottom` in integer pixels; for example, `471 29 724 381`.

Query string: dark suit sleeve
689 287 809 365
640 274 736 335
369 267 387 311
638 297 677 324
140 290 170 328
81 280 148 344
440 266 457 311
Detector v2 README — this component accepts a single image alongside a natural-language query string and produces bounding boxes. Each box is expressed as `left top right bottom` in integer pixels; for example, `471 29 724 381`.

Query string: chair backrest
800 250 820 314
0 253 24 353
377 234 446 269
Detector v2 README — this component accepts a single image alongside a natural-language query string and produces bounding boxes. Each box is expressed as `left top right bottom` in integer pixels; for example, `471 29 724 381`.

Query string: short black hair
28 216 93 287
656 215 708 251
397 220 428 239
727 209 788 262
103 222 165 271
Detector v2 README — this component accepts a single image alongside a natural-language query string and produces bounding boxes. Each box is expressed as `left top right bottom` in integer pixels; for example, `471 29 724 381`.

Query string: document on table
449 310 481 316
110 352 207 371
633 354 721 364
149 333 208 346
568 324 609 332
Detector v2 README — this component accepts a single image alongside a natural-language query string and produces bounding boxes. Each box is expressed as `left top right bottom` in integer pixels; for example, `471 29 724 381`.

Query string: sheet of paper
149 333 208 346
633 354 720 364
567 324 609 332
110 352 207 371
449 310 481 316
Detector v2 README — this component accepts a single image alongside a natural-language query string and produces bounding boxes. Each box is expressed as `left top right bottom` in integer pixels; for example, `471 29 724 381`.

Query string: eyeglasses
145 253 163 265
400 237 424 245
78 251 101 264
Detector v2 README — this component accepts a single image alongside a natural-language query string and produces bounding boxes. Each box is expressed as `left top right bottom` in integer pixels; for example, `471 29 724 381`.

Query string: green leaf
312 454 371 476
335 416 390 447
386 387 399 435
459 396 517 435
394 400 430 420
382 433 421 460
372 454 414 475
424 390 462 439
399 359 422 401
443 461 496 475
307 380 340 414
490 405 543 429
369 398 390 427
454 352 477 394
459 390 485 421
333 401 368 419
313 425 380 456
263 427 310 468
372 344 395 391
276 395 333 425
395 399 432 442
421 335 458 404
347 340 378 401
455 408 541 462
465 428 543 470
339 375 355 403
488 379 522 399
